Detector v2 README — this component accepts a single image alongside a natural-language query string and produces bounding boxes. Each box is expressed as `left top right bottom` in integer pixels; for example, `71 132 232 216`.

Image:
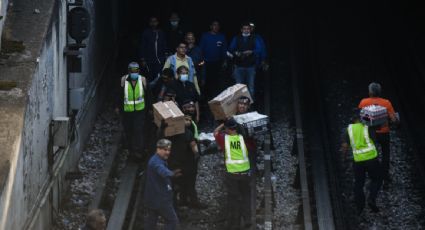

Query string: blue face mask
180 74 188 82
130 73 139 80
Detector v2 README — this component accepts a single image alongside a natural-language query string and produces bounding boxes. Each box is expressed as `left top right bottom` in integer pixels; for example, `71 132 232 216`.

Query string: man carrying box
214 118 253 229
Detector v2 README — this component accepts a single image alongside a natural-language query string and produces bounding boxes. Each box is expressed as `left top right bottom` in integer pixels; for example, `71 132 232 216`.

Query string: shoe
368 201 379 213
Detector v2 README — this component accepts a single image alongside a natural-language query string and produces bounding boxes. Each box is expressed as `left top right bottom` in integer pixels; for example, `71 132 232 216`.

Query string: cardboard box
208 84 253 120
153 101 185 136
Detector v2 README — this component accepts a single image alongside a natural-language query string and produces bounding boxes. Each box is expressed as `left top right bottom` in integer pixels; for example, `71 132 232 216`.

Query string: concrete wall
0 0 117 229
0 0 9 48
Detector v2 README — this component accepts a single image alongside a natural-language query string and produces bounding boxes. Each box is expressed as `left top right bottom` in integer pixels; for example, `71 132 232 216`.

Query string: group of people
113 13 270 230
142 97 256 230
341 82 399 214
138 13 268 105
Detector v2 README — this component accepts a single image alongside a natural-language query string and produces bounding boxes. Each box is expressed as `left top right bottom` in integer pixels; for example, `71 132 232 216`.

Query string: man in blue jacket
144 139 182 230
249 22 268 71
228 22 261 98
200 20 228 100
139 16 168 81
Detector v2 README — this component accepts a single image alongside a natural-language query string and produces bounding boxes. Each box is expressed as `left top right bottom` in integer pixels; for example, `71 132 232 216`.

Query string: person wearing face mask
228 22 262 99
163 42 200 94
150 68 176 103
185 32 205 87
168 66 200 123
165 12 187 54
139 16 167 81
173 99 207 209
116 62 150 162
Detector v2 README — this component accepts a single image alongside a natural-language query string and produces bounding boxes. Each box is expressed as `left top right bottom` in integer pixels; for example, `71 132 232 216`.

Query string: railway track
101 67 282 229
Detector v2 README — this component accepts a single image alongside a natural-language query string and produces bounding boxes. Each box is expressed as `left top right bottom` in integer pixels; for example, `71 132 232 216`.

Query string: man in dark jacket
200 20 228 100
139 16 167 81
228 22 261 98
185 32 205 85
164 12 186 54
144 139 182 230
168 65 200 122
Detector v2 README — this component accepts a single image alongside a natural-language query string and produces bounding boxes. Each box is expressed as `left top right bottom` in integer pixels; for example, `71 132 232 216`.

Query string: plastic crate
360 105 388 127
234 112 269 137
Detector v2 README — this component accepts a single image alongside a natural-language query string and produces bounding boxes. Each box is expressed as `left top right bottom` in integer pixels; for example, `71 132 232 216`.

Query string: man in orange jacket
358 82 398 187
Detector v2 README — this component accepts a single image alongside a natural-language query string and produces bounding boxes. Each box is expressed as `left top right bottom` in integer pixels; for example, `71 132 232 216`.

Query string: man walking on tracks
214 118 253 229
341 110 382 213
358 82 399 188
144 139 182 230
118 62 149 161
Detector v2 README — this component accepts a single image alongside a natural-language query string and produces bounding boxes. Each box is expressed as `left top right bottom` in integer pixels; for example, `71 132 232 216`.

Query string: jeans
233 66 256 98
146 59 164 81
144 204 179 230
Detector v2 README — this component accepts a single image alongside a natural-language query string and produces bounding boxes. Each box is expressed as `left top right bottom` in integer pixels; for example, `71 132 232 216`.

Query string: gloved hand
172 169 182 177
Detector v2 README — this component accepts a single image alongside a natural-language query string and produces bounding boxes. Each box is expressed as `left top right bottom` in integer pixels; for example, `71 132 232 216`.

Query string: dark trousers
172 156 199 204
181 156 199 202
144 205 179 230
205 61 226 101
376 132 390 180
225 172 252 230
146 59 164 81
122 110 145 156
353 159 382 209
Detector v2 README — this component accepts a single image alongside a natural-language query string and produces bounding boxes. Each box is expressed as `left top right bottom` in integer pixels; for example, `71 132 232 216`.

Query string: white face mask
170 21 179 27
180 74 188 82
242 32 251 37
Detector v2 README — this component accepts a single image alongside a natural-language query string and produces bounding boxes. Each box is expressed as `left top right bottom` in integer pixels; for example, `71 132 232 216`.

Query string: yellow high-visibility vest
224 134 250 173
123 75 145 112
347 123 378 162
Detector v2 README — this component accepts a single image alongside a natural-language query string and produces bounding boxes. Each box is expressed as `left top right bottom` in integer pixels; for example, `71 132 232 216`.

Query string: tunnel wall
0 0 8 48
0 0 117 229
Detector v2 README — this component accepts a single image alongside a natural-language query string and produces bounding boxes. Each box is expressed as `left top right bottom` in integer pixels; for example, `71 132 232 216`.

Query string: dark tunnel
64 0 425 228
98 0 425 80
3 0 425 228
105 0 425 185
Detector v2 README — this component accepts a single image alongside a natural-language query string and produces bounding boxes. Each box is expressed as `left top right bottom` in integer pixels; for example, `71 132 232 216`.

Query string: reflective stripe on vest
224 134 250 173
170 55 195 82
191 121 199 140
124 75 145 112
347 123 378 162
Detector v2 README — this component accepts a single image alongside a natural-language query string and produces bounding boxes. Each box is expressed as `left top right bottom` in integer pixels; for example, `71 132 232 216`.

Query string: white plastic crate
233 112 269 136
360 105 388 127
